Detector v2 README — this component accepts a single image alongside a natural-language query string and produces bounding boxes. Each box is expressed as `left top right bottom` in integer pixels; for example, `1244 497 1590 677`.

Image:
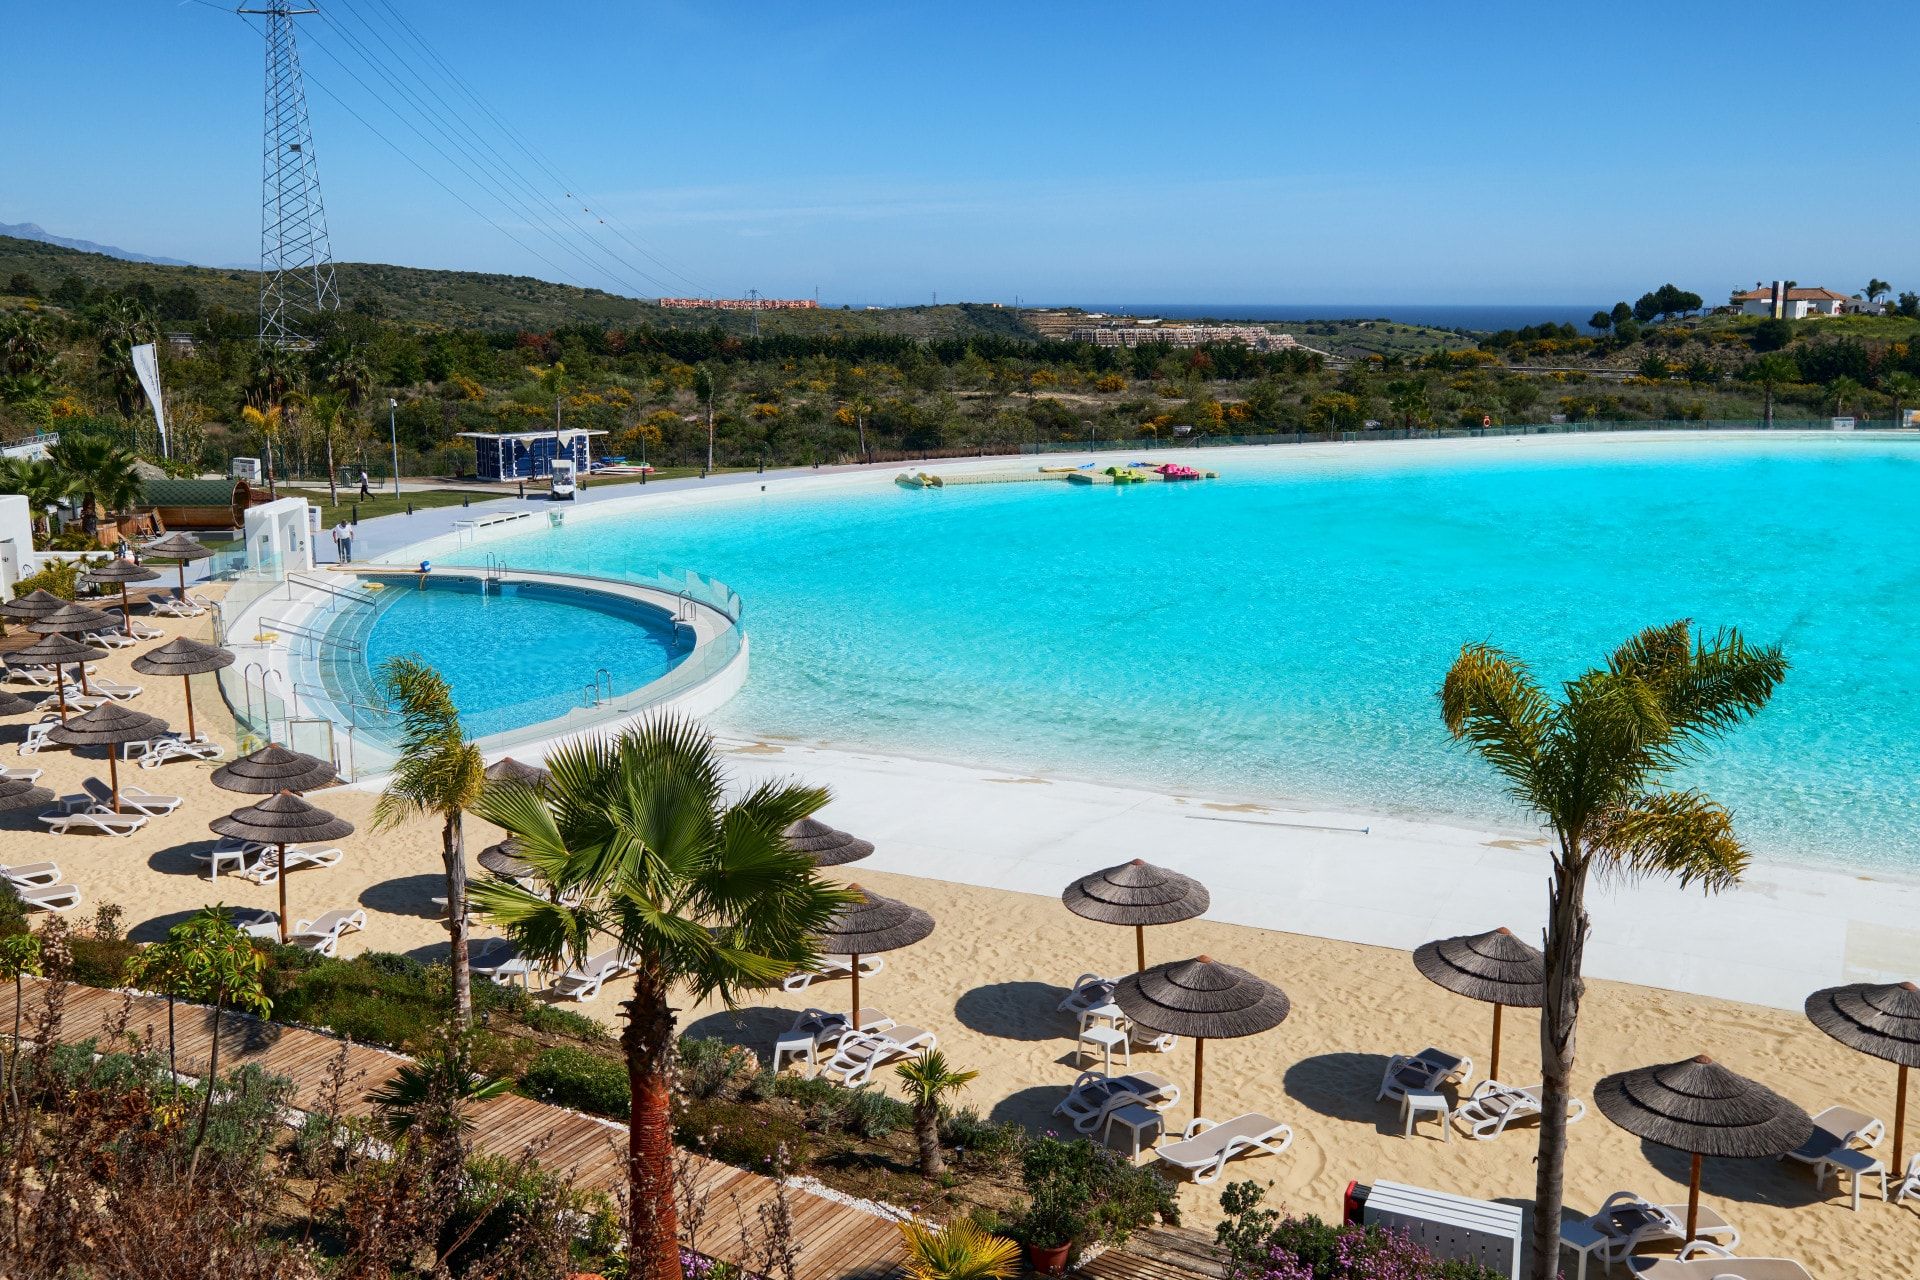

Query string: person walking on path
330 520 347 563
358 469 371 499
341 520 357 563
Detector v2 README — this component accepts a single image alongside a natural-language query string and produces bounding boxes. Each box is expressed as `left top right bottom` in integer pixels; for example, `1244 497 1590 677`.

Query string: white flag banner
130 342 169 458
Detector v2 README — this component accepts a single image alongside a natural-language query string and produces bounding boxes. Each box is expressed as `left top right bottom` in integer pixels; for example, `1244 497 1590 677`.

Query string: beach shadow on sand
685 1006 797 1063
1283 1051 1410 1135
988 1084 1063 1132
131 906 220 943
954 981 1072 1043
1639 1140 1825 1211
359 873 447 919
146 839 213 879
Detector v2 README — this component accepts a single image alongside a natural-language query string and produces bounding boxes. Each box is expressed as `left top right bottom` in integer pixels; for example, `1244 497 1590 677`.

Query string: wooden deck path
19 978 908 1280
1079 1227 1229 1280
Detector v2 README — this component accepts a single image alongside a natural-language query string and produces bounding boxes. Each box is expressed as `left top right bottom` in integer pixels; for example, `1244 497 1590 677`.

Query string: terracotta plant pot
1028 1242 1071 1275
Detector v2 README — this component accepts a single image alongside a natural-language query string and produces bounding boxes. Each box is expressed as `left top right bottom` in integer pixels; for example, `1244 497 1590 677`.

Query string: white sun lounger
1892 1152 1920 1205
815 1025 936 1087
19 721 63 756
88 677 142 702
1454 1079 1585 1140
780 952 884 992
16 882 81 914
243 844 344 884
8 662 96 688
1628 1241 1813 1280
121 617 165 641
229 908 283 942
82 777 181 817
0 765 43 783
40 806 147 838
1154 1112 1294 1184
469 937 541 987
1590 1190 1739 1265
1053 1068 1181 1134
1378 1047 1473 1102
773 1007 896 1072
1781 1104 1883 1182
84 629 138 650
1058 973 1118 1016
288 908 366 956
33 691 110 716
128 733 225 768
193 837 268 880
547 948 633 1002
1 862 62 888
146 594 206 619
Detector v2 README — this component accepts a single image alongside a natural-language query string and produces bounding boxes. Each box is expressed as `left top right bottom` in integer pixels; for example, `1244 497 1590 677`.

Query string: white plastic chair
815 1025 936 1087
1052 1068 1181 1134
1454 1080 1584 1140
288 908 366 956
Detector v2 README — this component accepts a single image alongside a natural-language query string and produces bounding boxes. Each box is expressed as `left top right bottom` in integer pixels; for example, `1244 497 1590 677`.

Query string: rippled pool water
448 435 1920 874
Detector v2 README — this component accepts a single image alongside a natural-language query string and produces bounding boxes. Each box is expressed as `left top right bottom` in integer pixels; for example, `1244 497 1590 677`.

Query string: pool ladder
582 668 613 708
482 555 507 591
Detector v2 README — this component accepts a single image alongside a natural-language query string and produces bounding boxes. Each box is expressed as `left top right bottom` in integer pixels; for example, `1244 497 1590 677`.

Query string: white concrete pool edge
710 735 1920 1014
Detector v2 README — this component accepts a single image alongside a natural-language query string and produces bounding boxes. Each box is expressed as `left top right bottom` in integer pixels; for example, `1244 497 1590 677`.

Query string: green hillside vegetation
4 242 1919 504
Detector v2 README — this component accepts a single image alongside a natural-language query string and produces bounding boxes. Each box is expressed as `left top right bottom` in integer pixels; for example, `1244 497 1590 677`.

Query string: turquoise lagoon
446 436 1920 874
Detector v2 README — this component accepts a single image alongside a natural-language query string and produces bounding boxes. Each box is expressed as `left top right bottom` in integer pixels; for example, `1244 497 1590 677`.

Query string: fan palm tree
469 717 850 1280
239 404 284 499
306 390 348 506
0 456 68 537
368 1030 511 1140
896 1218 1021 1280
1441 621 1786 1280
1745 353 1797 427
1884 372 1920 429
1384 378 1430 432
372 657 485 1026
895 1049 978 1178
88 295 156 420
48 436 141 537
1827 375 1865 418
1865 278 1892 305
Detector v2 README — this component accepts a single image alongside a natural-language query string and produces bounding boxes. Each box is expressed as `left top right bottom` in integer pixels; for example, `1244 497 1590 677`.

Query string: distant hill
0 222 193 267
0 234 1037 341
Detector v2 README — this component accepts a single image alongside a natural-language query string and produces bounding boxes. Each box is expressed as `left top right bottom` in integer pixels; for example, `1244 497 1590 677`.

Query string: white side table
1077 1024 1132 1073
1104 1101 1164 1160
1823 1146 1887 1210
1402 1090 1450 1141
1557 1216 1606 1280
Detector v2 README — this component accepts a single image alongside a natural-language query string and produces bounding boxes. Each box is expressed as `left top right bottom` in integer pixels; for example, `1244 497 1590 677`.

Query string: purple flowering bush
1215 1182 1506 1280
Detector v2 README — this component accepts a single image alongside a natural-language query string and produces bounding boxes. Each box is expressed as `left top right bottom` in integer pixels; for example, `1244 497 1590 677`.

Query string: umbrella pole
850 953 861 1026
1895 1063 1909 1179
278 845 289 944
55 681 69 724
1193 1037 1205 1120
1685 1152 1702 1243
177 563 187 598
1135 923 1145 973
1490 1003 1503 1082
181 675 197 742
120 584 131 632
108 751 120 811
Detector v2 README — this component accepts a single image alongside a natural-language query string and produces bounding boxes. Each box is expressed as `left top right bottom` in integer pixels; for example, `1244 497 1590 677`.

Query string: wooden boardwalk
19 978 907 1280
1080 1227 1229 1280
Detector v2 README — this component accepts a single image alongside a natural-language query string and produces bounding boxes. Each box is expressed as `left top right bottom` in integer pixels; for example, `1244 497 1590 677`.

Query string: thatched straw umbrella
11 634 107 715
30 603 116 638
1063 859 1209 973
211 744 338 795
1412 926 1544 1082
1594 1055 1812 1245
783 817 873 868
812 885 934 1024
142 532 213 597
47 701 171 811
483 756 551 788
477 838 535 879
210 791 354 943
1805 981 1920 1176
1 589 68 624
0 689 39 718
131 637 234 743
83 557 161 630
1114 955 1290 1118
0 776 55 813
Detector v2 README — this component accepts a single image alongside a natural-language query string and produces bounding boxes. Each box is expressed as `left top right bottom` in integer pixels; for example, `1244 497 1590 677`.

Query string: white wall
242 496 315 574
0 495 33 597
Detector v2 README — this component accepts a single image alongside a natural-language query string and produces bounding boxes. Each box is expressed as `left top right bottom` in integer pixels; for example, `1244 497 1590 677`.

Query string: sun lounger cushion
1155 1112 1293 1183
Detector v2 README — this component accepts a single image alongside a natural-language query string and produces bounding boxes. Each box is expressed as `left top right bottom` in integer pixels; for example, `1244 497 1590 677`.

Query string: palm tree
1865 279 1892 305
0 456 68 537
895 1049 978 1178
88 295 156 420
469 717 850 1280
694 364 719 473
240 404 284 499
1827 375 1865 419
1441 622 1786 1280
896 1219 1021 1280
306 390 347 506
1384 378 1430 432
368 1029 510 1140
372 657 485 1026
1745 353 1796 427
1884 372 1920 430
48 436 141 537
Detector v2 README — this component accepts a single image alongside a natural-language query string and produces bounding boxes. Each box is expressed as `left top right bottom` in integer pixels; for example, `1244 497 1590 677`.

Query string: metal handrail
287 572 380 610
261 616 362 652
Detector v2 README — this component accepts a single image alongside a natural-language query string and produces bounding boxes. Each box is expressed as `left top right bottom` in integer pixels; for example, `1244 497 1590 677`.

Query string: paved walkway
20 977 907 1280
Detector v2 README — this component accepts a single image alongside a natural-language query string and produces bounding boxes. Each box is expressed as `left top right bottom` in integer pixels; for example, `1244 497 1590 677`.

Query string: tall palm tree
895 1049 978 1177
1746 353 1796 426
1441 622 1786 1280
306 390 347 506
1884 372 1920 429
470 717 850 1280
1827 375 1865 418
48 436 141 537
0 457 68 537
694 365 717 473
372 657 485 1026
88 295 156 420
1865 278 1892 305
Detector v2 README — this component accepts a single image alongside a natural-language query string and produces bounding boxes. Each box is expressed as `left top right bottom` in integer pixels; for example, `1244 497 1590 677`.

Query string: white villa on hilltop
1732 282 1882 319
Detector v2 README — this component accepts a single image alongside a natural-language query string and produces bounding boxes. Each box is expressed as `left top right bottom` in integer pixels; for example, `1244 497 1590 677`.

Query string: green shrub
521 1046 627 1117
1017 1133 1179 1249
362 951 426 981
66 936 137 988
674 1035 754 1100
939 1105 1024 1164
474 981 610 1043
841 1087 912 1140
0 884 27 938
676 1097 810 1173
10 556 84 599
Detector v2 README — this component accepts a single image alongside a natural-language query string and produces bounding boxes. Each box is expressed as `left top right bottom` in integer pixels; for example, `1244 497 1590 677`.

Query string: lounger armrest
1597 1189 1646 1214
1180 1117 1219 1140
1674 1241 1735 1261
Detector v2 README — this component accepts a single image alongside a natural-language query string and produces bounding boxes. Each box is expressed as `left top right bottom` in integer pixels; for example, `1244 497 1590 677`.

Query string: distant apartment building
1067 323 1306 352
658 297 818 311
1732 283 1854 319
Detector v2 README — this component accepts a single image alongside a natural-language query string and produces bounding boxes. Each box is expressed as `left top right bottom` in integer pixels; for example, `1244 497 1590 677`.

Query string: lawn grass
285 486 499 522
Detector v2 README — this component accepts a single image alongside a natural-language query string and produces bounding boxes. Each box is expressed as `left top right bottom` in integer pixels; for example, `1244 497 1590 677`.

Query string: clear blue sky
4 1 1915 307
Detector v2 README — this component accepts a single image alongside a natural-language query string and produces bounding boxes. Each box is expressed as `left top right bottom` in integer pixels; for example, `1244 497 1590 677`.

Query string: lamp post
388 398 401 497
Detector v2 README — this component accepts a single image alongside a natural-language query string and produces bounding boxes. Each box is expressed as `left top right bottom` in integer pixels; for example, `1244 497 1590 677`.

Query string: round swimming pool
438 434 1920 875
349 577 691 741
